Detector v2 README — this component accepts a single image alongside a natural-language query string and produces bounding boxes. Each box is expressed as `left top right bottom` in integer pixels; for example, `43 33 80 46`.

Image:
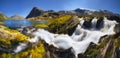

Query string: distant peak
32 7 43 11
11 15 24 19
26 7 44 18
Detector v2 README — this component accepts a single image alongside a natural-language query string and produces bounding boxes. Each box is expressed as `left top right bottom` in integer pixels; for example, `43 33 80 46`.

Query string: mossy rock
0 25 29 42
0 41 45 58
48 15 79 35
35 24 48 29
0 25 30 53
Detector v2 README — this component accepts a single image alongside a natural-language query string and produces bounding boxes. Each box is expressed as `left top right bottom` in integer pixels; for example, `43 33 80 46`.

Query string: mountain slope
26 7 44 18
0 13 8 20
11 15 24 19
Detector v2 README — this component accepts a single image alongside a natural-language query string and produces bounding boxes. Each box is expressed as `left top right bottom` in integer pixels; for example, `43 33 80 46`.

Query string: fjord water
14 17 117 58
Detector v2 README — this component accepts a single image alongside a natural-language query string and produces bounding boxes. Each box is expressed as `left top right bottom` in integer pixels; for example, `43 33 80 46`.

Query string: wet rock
96 17 104 29
114 23 120 34
107 15 120 23
17 26 37 36
82 18 92 28
115 47 120 58
55 48 75 58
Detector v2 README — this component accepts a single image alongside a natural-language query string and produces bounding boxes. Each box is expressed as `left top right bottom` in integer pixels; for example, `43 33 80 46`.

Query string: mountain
11 15 24 19
70 8 114 15
0 13 8 20
26 7 44 18
26 7 120 20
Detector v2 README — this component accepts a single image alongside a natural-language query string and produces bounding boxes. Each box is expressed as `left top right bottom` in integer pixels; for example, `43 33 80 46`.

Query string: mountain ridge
26 7 120 20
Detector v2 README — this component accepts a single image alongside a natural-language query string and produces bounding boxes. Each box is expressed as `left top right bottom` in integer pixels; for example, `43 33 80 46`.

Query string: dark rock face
115 47 120 58
17 26 37 36
107 15 120 23
55 48 75 58
96 17 104 29
114 23 120 34
43 41 75 58
26 7 44 18
82 18 92 29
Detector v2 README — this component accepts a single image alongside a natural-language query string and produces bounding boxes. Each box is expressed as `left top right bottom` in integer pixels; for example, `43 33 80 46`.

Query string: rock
82 18 92 28
17 26 37 36
48 15 79 35
0 25 29 41
74 8 89 14
0 25 30 54
115 47 120 58
26 7 44 18
114 23 120 34
107 15 120 23
43 40 75 58
96 17 104 29
55 48 75 58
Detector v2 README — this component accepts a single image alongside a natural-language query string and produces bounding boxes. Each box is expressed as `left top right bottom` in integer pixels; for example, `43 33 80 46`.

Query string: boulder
114 23 120 34
96 17 104 29
82 18 92 29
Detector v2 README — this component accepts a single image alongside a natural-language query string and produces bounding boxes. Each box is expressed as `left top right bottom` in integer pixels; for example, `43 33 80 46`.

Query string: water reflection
4 20 31 28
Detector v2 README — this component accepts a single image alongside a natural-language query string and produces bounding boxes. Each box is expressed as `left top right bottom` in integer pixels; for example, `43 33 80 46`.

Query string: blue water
4 20 31 28
4 20 48 28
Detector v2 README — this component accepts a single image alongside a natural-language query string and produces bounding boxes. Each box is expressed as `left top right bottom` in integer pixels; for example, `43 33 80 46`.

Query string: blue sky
0 0 120 17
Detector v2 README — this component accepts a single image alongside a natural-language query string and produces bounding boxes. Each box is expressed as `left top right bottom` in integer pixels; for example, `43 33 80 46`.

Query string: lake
4 20 48 28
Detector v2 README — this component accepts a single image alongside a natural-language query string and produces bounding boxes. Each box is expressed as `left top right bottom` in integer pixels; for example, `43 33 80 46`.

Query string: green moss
48 15 72 25
48 15 72 33
0 38 11 48
90 50 99 57
35 24 48 29
0 25 29 42
0 42 45 58
115 36 120 47
0 13 6 20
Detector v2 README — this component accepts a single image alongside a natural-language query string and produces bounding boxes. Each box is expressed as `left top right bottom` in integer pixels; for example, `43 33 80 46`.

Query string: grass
0 42 45 58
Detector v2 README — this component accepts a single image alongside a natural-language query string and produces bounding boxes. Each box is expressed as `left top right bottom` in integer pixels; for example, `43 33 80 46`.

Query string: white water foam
14 43 27 53
14 17 117 58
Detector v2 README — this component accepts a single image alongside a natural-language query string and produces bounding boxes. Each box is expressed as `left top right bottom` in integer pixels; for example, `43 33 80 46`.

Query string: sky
0 0 120 17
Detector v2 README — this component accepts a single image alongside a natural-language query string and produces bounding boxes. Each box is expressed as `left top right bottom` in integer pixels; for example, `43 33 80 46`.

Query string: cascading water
14 17 117 58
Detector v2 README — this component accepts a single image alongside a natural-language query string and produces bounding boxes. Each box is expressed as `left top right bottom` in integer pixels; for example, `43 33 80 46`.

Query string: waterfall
13 43 28 53
14 17 117 58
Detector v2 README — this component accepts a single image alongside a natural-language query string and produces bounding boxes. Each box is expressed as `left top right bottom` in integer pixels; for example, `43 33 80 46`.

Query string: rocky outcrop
96 17 104 29
76 34 120 58
0 25 29 54
26 7 44 18
48 15 79 35
82 18 92 29
114 23 120 34
107 15 120 23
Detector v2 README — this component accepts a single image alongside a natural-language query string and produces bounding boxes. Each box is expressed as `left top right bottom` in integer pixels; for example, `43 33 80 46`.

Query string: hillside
0 13 8 20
